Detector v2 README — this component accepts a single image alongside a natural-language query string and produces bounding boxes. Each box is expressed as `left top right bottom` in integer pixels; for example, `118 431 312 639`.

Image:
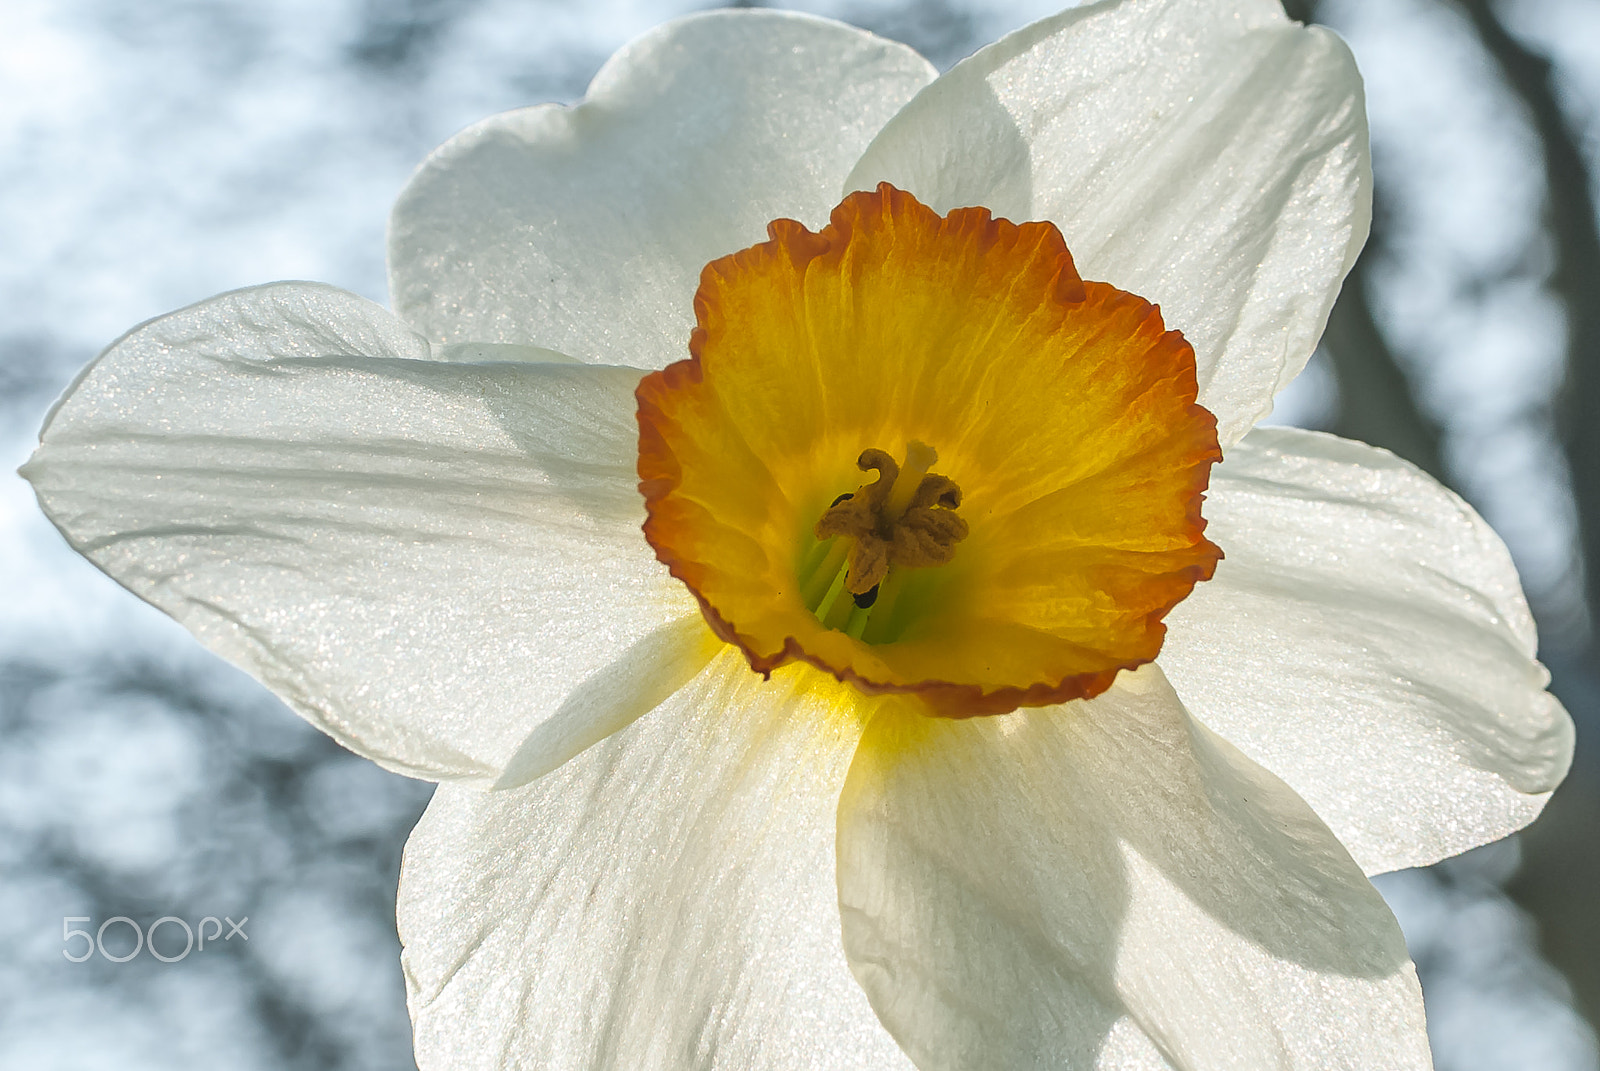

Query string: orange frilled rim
637 183 1222 718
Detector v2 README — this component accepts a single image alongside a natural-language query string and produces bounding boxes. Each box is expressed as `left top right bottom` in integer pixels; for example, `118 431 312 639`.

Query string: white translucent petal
434 341 579 364
846 0 1370 446
23 282 704 783
1161 425 1573 874
388 9 936 368
494 615 718 790
400 652 913 1071
837 664 1431 1071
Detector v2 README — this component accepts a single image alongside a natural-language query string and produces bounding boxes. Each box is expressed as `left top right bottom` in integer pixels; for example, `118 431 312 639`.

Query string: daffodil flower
24 2 1573 1069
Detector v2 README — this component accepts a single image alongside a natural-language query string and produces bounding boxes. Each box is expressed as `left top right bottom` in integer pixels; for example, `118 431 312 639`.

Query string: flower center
804 442 968 640
636 183 1221 718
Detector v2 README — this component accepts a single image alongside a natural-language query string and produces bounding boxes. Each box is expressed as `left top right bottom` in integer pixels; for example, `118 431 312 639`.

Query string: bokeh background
2 1 1597 1067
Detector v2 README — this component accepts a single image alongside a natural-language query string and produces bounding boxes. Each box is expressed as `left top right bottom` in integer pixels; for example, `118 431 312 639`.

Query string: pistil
882 440 939 521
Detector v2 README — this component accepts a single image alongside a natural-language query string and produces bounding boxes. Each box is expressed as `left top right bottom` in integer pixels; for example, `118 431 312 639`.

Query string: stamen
815 561 851 624
810 442 969 638
822 573 857 631
860 568 908 645
801 539 849 611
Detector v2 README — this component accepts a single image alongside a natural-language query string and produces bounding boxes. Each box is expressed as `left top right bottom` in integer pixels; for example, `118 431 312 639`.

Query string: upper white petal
388 9 937 368
846 0 1370 446
399 652 913 1071
23 281 704 783
1161 425 1573 875
837 664 1431 1071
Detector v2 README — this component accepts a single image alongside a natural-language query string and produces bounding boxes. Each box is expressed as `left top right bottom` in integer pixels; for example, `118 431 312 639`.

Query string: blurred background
1 0 1596 1067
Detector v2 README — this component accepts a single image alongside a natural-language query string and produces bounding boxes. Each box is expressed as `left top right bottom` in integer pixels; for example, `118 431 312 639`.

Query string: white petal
23 282 706 783
1161 425 1573 874
388 9 936 368
399 652 913 1071
845 0 1370 446
837 664 1430 1071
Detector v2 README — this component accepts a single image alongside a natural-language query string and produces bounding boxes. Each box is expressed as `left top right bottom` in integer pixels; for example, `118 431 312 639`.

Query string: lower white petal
1162 425 1573 875
837 664 1430 1071
23 282 702 783
400 650 912 1071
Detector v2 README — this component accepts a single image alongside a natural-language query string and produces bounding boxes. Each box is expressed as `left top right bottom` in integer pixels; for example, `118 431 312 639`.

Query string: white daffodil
24 1 1573 1068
